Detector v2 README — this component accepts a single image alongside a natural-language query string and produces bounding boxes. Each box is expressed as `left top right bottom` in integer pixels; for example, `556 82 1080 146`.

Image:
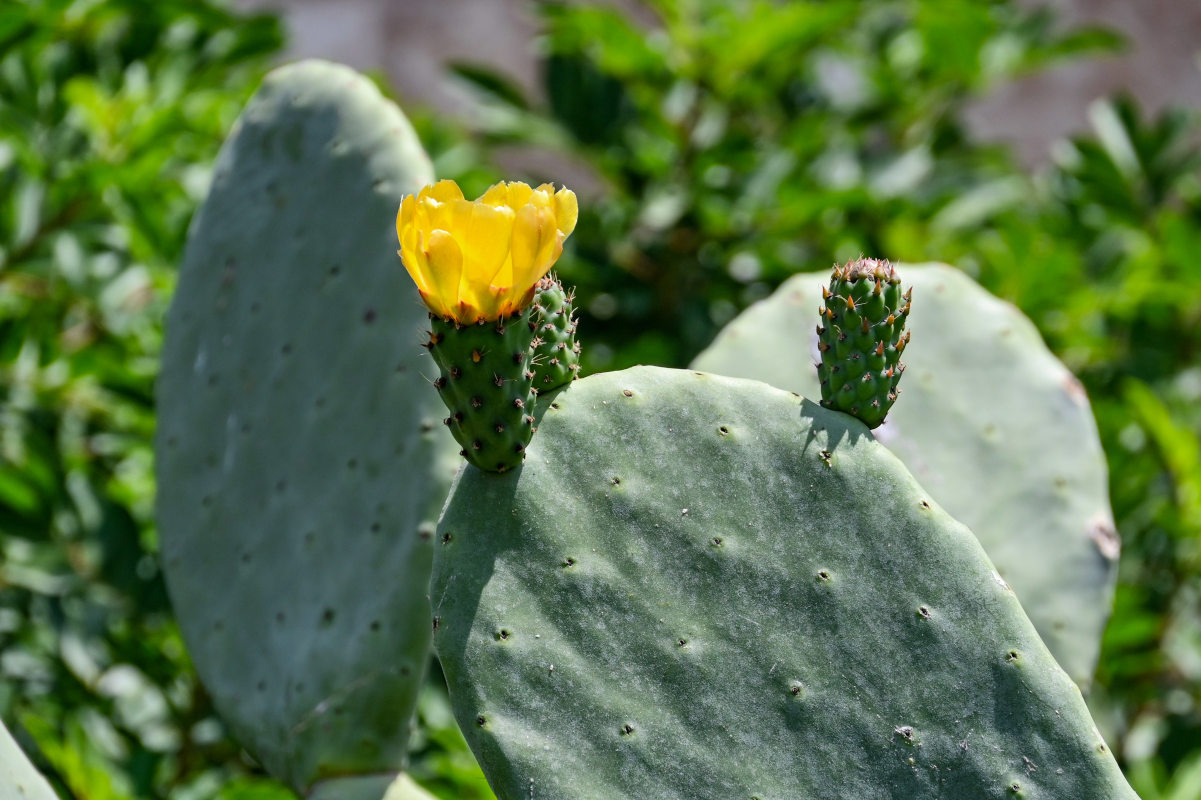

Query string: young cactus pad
432 367 1137 800
692 264 1117 687
817 257 910 428
1 721 57 800
530 275 581 390
156 60 459 794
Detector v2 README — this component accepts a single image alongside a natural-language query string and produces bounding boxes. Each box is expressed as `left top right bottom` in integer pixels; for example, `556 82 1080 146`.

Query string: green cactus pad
156 60 457 793
817 258 910 428
432 367 1135 800
428 312 537 473
1 722 57 800
692 264 1117 687
529 275 581 391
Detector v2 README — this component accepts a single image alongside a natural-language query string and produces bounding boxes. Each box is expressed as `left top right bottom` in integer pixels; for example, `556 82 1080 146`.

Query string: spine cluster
816 258 911 429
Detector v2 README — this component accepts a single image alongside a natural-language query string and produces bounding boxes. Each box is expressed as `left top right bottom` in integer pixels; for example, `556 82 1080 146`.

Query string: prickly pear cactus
432 367 1136 800
156 60 458 795
428 312 538 472
529 275 580 390
692 264 1117 687
1 721 57 800
816 258 910 428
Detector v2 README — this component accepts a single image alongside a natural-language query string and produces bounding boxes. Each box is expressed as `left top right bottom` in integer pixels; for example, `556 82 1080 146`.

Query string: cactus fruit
431 367 1136 799
426 312 538 472
816 257 911 428
692 264 1117 687
1 721 57 800
396 180 578 473
156 60 459 795
529 275 581 390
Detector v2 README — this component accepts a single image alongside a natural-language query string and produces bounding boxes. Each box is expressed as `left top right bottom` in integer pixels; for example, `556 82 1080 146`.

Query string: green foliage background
1 0 1199 798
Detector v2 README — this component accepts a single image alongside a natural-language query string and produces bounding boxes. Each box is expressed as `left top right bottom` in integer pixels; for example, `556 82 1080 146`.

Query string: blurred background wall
232 0 1201 166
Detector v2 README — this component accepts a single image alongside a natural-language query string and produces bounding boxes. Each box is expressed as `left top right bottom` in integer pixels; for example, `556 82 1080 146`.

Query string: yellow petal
528 184 554 210
480 182 510 207
425 179 465 203
424 229 463 318
398 242 431 295
459 203 514 313
396 196 430 293
475 286 507 321
505 181 533 210
554 188 578 236
420 195 455 234
512 206 561 291
465 203 515 283
447 198 475 240
509 203 541 290
396 194 416 242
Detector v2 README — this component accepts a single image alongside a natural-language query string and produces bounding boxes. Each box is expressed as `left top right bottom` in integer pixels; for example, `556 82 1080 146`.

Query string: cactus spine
817 257 911 428
427 312 538 472
529 275 581 390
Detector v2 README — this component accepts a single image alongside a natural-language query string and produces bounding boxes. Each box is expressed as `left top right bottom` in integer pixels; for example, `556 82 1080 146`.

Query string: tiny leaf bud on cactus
816 257 911 428
397 179 578 471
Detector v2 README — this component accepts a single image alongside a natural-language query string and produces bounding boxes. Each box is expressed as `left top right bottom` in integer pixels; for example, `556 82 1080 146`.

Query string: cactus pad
1 722 56 800
432 367 1135 799
817 257 910 428
692 264 1117 687
156 60 457 793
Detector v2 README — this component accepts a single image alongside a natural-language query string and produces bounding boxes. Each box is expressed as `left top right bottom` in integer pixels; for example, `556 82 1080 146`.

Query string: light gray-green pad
693 264 1117 687
432 367 1136 800
1 721 57 800
156 60 456 792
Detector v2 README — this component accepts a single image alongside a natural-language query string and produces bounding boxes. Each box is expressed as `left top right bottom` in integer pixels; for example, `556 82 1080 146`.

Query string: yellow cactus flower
396 179 578 324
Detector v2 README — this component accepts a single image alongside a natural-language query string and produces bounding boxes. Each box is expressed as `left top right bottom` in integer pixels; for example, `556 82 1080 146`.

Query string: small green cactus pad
817 258 910 428
1 721 57 800
428 312 537 473
692 264 1117 687
529 275 581 390
156 60 457 792
432 367 1135 800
